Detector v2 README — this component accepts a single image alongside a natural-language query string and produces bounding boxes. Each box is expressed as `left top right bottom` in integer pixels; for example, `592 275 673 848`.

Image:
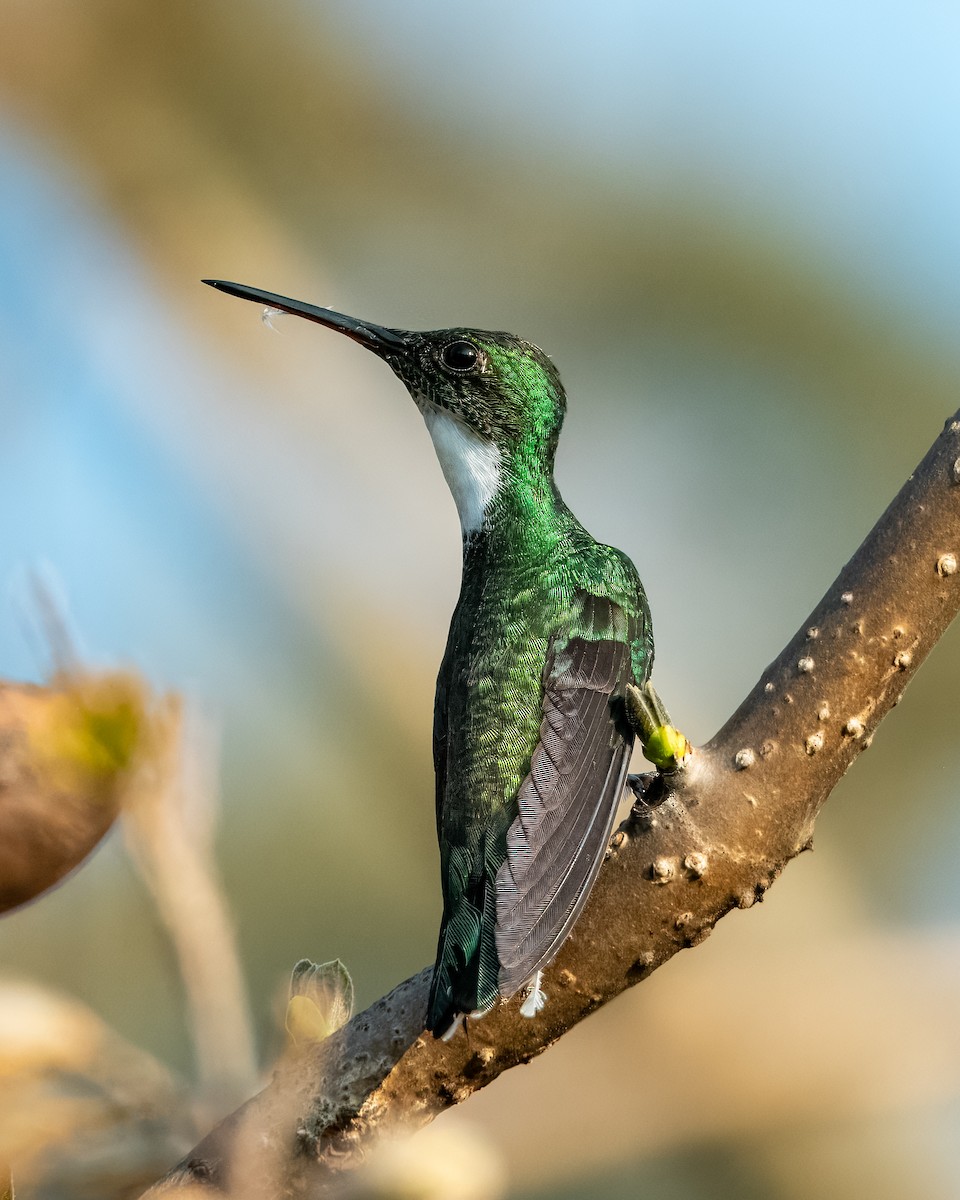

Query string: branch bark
146 412 960 1197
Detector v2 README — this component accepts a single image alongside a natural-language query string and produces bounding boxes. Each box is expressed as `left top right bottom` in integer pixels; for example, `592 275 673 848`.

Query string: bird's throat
423 408 503 535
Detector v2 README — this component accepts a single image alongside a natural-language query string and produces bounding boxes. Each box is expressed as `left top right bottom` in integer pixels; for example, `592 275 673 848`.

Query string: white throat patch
422 407 502 534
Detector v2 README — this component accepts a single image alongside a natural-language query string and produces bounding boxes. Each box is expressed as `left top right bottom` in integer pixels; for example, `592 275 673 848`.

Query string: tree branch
145 412 960 1196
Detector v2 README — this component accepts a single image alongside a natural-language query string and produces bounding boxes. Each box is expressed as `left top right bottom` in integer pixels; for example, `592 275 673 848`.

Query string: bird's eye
440 340 480 373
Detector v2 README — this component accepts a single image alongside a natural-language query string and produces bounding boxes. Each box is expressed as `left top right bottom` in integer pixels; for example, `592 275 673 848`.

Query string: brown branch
145 412 960 1196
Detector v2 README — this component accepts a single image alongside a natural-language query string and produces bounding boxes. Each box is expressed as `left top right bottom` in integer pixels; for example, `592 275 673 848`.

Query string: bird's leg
438 1012 465 1042
625 681 691 772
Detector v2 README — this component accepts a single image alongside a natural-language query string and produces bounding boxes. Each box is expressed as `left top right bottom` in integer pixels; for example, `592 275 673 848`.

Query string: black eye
440 340 480 373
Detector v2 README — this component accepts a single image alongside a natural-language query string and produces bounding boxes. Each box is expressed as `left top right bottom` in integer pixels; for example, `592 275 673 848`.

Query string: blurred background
1 1 960 1196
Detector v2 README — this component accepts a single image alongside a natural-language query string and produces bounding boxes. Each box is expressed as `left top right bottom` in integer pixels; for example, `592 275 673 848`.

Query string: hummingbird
204 279 660 1038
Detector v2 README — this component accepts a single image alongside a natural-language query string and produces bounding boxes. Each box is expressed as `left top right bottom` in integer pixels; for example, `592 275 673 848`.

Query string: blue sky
317 0 960 342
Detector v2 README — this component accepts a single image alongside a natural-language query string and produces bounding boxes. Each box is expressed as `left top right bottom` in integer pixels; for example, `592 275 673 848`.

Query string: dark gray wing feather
495 603 636 998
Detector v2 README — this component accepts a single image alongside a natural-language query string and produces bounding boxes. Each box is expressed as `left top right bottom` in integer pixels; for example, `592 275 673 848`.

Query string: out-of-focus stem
124 698 257 1112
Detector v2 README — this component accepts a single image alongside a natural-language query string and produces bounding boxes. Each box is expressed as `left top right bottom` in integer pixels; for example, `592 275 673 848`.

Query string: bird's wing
495 591 637 998
432 642 451 840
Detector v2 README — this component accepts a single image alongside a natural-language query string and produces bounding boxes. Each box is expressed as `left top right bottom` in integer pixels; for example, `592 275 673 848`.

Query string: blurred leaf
32 673 144 779
0 672 150 914
0 978 192 1198
285 958 354 1046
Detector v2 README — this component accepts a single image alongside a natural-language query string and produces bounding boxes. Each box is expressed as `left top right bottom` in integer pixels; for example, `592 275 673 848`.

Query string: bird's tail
426 878 499 1038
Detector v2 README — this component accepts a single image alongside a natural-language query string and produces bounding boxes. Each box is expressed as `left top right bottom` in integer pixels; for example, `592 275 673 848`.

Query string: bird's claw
625 682 692 772
642 723 692 771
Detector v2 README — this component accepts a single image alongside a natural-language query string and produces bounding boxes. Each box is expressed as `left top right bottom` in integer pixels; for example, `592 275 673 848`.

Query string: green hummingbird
204 280 661 1038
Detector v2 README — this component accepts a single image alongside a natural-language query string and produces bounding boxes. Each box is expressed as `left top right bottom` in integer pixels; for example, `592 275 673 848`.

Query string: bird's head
204 281 568 533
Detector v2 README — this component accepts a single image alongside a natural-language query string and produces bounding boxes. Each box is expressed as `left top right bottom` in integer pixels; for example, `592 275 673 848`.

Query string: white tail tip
520 971 547 1018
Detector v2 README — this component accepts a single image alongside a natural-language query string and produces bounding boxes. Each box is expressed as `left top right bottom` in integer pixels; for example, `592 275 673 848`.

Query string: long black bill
202 280 411 355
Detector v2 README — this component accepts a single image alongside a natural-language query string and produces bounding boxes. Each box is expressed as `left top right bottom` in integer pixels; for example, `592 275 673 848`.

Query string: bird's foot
642 723 692 771
626 682 692 772
436 999 497 1042
438 1013 465 1042
519 971 547 1018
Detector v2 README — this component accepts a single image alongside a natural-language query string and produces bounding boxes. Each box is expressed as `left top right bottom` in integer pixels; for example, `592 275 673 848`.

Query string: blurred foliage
0 979 191 1198
0 672 149 914
285 957 354 1047
34 674 143 780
